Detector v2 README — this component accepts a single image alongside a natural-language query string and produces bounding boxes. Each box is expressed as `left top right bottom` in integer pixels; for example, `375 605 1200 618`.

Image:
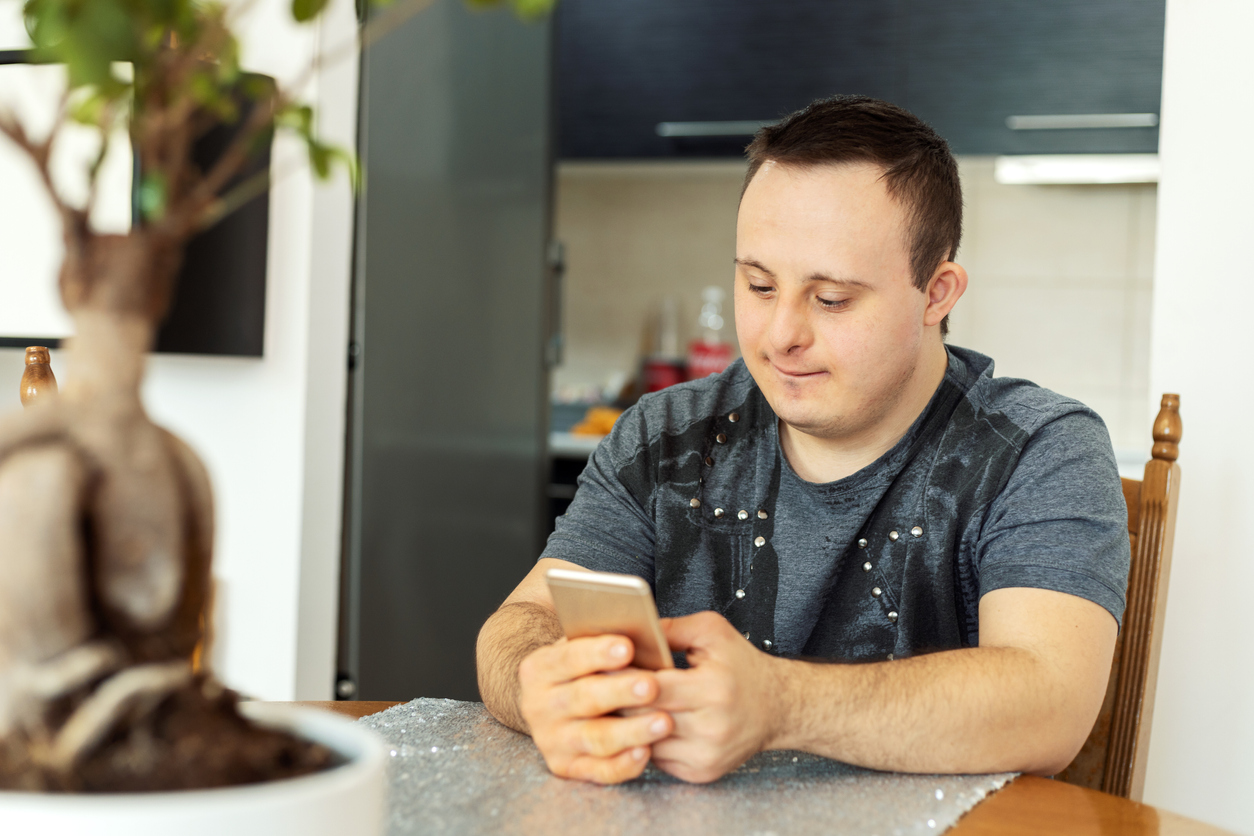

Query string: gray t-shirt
542 346 1130 662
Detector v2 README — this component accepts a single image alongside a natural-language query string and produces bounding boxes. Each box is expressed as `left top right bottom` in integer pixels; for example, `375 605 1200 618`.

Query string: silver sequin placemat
359 698 1016 836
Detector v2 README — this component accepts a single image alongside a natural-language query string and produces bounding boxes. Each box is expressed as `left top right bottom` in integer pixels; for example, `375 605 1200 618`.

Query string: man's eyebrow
734 258 872 290
733 257 775 276
803 273 873 290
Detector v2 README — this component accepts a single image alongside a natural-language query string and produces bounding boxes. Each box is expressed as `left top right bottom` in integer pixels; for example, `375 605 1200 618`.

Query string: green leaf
462 0 555 21
24 0 67 50
291 0 330 23
329 146 361 190
277 103 316 139
509 0 555 20
139 173 167 222
307 141 331 178
69 90 107 125
215 37 242 85
240 73 276 102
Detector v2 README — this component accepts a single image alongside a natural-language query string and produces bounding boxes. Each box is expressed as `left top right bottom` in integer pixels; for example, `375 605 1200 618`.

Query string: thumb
660 611 729 653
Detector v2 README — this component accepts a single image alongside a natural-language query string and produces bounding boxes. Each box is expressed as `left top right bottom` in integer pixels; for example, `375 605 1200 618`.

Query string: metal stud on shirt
716 433 727 443
737 509 749 520
690 498 701 508
728 412 740 422
889 530 899 541
761 639 773 649
871 587 882 598
714 508 725 518
754 536 765 547
757 510 768 519
705 456 714 466
911 526 923 537
735 589 745 599
863 561 872 572
888 611 898 622
858 538 868 548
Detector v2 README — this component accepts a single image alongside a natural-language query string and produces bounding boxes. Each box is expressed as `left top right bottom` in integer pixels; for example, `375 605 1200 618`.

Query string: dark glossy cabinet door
557 0 902 158
557 0 1165 158
904 0 1165 155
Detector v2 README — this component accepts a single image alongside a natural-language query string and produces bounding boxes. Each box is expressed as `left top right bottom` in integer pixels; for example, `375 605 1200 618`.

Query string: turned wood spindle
19 345 58 408
1150 393 1181 462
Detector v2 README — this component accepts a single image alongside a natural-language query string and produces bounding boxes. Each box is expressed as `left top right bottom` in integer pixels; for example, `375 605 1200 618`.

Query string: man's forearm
767 645 1096 775
476 601 564 734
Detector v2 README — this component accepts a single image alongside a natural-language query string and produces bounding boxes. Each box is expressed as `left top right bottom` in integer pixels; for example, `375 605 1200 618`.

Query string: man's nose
767 296 812 355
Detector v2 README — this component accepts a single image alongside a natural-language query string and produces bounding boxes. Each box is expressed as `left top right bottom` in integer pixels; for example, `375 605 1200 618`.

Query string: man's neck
780 344 950 484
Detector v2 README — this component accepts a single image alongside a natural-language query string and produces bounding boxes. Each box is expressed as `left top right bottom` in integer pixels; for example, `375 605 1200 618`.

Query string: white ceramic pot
0 702 388 836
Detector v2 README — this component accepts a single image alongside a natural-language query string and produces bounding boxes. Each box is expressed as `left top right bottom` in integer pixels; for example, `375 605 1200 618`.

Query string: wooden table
293 701 1232 836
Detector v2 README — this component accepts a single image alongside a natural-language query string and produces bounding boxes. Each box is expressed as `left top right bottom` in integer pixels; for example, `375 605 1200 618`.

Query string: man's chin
774 408 844 439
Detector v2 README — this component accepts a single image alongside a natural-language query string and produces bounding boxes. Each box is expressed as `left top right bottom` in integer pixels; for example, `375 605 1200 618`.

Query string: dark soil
0 677 338 793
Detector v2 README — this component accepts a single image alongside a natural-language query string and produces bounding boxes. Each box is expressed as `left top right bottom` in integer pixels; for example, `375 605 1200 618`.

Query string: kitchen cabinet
556 0 1164 158
556 0 900 158
905 0 1165 155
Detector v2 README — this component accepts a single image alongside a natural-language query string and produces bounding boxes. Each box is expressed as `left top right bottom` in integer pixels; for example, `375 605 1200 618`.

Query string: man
476 95 1129 786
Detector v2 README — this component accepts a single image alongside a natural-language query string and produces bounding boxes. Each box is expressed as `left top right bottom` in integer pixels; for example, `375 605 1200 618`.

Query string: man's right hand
517 634 673 784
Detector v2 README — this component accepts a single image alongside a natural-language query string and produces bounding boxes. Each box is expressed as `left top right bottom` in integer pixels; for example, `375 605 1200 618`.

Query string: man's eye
818 297 849 309
748 283 773 295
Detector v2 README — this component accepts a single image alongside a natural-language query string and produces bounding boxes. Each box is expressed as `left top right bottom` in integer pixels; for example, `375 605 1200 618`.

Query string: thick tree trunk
0 228 223 783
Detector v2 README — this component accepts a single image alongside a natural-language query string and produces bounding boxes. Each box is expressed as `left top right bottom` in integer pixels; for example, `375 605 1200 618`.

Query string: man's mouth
768 360 826 378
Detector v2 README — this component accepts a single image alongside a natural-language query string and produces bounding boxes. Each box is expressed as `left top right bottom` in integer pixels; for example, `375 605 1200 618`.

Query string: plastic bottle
686 287 734 380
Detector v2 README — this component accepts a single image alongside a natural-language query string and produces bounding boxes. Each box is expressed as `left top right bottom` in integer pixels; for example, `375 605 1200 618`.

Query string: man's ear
923 262 968 327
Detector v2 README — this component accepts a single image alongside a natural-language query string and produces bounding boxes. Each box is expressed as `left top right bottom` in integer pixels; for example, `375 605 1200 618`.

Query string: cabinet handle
655 120 773 137
1006 113 1158 130
546 240 565 369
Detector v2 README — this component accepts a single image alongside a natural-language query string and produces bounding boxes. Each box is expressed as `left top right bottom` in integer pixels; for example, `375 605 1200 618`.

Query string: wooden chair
1056 393 1182 800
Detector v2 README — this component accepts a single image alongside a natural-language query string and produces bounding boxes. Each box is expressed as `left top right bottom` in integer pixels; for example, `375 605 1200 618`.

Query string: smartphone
545 568 674 670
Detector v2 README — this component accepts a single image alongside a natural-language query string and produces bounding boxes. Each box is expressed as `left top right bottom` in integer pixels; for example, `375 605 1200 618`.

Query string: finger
551 670 660 719
564 746 652 785
652 757 719 785
616 705 654 718
523 635 635 686
661 611 731 652
651 740 722 785
652 667 724 712
655 707 704 743
566 711 672 758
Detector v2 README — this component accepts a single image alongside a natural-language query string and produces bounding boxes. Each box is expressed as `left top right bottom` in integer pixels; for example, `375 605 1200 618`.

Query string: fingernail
650 717 668 735
632 679 650 698
609 643 629 659
631 747 648 761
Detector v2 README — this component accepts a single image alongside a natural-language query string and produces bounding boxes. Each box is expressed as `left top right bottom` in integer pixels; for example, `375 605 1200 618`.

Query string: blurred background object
19 345 56 407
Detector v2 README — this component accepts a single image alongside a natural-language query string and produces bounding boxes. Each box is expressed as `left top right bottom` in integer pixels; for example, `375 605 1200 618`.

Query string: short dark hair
743 95 962 336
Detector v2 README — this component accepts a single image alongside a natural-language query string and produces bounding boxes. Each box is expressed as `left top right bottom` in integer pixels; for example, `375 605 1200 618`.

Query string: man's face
734 161 934 442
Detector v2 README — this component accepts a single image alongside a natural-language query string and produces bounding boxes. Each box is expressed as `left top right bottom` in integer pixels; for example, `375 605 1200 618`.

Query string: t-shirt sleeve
975 408 1131 627
540 404 658 584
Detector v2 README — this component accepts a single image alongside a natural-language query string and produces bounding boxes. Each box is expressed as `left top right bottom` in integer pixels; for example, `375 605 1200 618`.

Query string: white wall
1142 0 1254 832
0 0 359 700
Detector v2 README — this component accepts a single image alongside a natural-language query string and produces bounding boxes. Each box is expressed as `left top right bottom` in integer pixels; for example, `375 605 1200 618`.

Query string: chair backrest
1057 393 1182 800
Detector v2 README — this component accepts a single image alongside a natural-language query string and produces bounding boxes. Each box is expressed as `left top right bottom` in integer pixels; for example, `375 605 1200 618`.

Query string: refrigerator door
343 0 553 701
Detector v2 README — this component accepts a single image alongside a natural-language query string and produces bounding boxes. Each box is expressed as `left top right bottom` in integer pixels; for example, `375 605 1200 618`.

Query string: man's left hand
649 611 783 783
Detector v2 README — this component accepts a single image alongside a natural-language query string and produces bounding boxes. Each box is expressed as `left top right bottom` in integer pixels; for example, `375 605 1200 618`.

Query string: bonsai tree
0 0 548 791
